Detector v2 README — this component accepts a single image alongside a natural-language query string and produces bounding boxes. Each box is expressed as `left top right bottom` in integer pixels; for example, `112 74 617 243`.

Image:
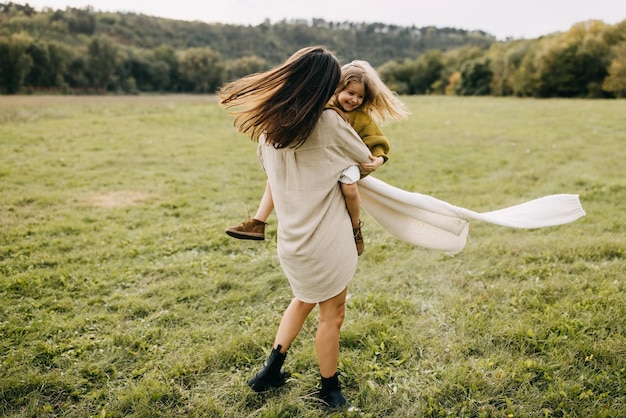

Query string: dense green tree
65 54 89 89
23 41 52 87
486 41 528 96
64 6 96 35
536 20 616 98
150 61 171 92
153 44 179 91
409 50 445 94
87 35 118 90
0 33 33 93
537 42 608 97
500 42 532 96
0 2 35 16
602 41 626 97
118 49 158 92
47 41 72 90
178 47 226 93
226 55 268 81
378 60 412 94
434 47 482 95
458 58 493 96
379 50 452 95
510 46 540 97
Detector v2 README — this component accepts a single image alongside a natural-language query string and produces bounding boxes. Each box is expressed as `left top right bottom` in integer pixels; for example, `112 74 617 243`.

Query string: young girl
225 60 408 255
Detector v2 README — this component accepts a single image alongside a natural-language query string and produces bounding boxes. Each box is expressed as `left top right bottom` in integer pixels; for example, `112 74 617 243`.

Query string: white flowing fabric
358 176 586 255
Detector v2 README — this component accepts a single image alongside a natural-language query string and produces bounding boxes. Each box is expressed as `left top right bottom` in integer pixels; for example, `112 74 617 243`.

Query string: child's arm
348 111 390 173
360 155 384 173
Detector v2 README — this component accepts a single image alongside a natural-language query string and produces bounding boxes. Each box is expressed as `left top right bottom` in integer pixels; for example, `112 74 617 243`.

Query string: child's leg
254 180 275 222
340 183 360 228
225 180 274 240
341 182 364 255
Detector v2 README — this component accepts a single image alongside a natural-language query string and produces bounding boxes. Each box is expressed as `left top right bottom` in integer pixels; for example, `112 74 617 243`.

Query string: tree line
381 20 626 98
1 2 625 97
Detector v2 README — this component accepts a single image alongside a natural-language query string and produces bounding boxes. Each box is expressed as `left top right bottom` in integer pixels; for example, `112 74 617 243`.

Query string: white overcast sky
20 0 626 40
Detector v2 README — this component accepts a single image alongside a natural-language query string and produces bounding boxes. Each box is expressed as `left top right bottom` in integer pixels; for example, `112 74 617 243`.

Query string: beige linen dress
257 109 371 303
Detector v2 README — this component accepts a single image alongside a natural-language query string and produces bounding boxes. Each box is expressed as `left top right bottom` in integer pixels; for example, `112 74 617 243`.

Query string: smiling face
336 81 366 112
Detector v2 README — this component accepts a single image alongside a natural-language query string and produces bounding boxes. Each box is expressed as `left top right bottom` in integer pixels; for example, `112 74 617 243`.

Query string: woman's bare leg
273 298 316 354
315 287 347 377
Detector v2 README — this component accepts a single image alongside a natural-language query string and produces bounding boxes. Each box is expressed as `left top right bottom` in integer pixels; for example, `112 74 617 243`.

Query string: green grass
1 95 624 417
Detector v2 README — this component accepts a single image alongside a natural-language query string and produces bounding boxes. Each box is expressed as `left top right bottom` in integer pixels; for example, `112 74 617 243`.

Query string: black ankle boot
319 372 352 409
247 345 289 392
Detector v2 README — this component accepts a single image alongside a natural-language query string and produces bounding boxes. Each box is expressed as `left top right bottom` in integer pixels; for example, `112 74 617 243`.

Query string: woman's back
258 109 370 303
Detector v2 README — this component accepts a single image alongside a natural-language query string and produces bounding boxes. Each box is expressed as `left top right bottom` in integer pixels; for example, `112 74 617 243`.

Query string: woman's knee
319 294 346 329
319 311 344 331
290 298 316 316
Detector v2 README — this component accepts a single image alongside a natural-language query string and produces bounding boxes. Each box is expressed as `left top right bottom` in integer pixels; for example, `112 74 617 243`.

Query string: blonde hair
332 60 409 125
218 46 341 148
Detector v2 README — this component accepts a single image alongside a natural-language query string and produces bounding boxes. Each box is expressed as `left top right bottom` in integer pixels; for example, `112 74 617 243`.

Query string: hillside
1 2 624 97
0 3 495 66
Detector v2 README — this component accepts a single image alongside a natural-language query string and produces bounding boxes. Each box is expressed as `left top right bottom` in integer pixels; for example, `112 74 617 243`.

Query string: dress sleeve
325 110 372 177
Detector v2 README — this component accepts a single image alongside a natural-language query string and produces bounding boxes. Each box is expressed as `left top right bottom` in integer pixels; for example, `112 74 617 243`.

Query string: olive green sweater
346 110 391 162
326 105 391 163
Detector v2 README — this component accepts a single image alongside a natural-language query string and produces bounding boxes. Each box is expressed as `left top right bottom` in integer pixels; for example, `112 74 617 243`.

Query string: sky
18 0 626 40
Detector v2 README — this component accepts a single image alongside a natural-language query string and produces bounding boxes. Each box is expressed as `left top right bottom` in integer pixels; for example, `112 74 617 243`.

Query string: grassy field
0 95 624 417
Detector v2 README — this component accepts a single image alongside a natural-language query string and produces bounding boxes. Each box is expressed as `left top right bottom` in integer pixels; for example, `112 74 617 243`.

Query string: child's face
337 81 365 112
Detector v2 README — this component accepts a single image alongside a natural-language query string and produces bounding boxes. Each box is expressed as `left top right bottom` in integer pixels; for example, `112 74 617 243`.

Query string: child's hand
360 155 384 173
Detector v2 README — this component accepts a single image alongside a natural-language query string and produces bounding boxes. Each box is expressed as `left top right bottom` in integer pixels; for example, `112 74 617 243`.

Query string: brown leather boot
225 218 266 240
353 221 364 256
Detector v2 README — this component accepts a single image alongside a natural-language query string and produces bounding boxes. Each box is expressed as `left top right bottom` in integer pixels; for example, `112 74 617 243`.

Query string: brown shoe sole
225 229 265 240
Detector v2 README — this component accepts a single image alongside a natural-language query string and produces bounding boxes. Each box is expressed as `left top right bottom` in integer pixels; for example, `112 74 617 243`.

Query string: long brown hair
218 46 341 148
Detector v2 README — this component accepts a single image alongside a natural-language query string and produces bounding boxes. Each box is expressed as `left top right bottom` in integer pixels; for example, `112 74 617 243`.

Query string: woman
218 46 371 410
